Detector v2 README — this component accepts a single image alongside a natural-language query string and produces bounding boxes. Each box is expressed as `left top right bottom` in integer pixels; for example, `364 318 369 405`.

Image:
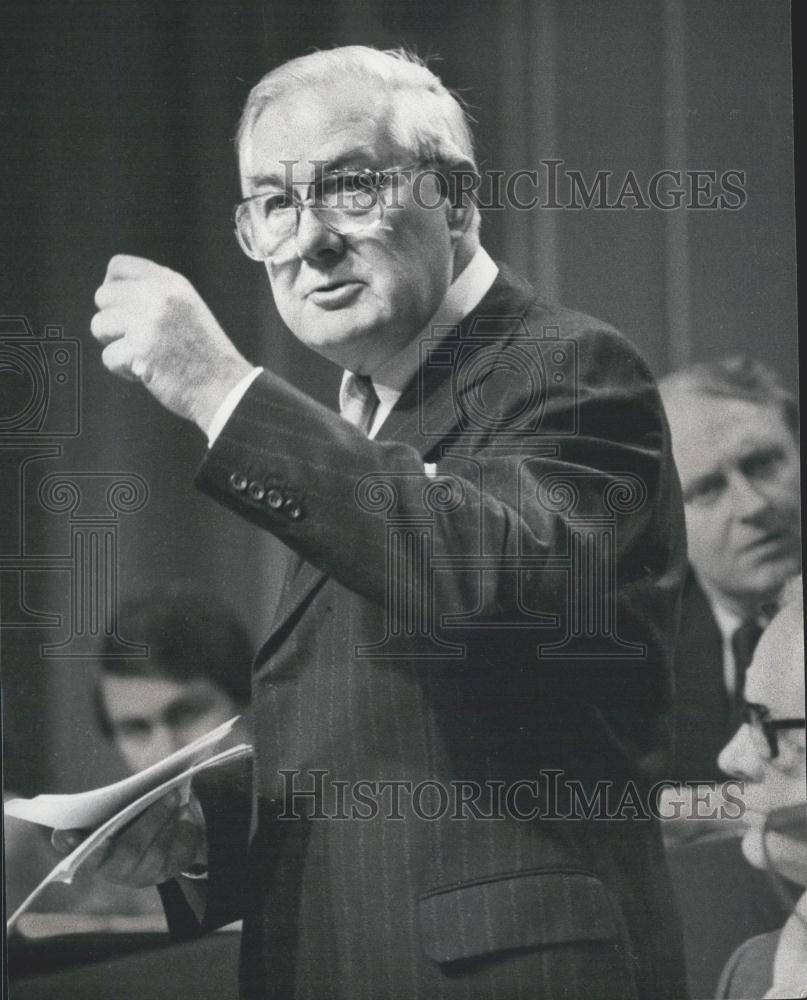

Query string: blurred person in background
95 588 252 774
5 588 252 924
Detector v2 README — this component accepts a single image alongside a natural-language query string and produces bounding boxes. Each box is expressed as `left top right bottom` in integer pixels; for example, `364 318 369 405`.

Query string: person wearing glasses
716 579 806 999
67 46 688 999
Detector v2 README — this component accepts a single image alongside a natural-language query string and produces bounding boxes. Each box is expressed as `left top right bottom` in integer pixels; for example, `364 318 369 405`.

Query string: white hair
237 46 477 171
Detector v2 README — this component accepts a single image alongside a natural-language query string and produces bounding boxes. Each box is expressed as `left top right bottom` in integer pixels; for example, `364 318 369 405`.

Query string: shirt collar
710 599 744 643
339 246 499 417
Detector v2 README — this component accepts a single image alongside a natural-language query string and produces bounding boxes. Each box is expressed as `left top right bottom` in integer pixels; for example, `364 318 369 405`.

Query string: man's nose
728 471 772 522
718 726 766 782
294 205 344 262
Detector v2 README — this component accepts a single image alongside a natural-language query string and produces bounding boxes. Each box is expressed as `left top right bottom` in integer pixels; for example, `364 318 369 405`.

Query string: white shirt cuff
207 367 263 446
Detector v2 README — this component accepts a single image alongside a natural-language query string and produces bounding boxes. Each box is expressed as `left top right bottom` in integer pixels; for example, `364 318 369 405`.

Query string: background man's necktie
340 373 379 436
729 619 764 725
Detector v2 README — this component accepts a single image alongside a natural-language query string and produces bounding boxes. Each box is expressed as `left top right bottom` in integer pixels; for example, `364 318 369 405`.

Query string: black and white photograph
1 2 802 998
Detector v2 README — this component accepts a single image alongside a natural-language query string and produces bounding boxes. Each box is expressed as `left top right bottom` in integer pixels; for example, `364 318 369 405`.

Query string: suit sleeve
160 756 253 937
208 330 678 572
195 314 685 708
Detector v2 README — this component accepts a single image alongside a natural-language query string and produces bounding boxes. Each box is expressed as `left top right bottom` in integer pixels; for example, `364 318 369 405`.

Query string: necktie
340 373 379 436
730 619 763 723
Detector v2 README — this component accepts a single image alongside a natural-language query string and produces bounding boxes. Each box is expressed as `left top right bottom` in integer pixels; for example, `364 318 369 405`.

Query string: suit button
266 489 284 510
248 481 265 501
229 472 248 492
284 499 303 520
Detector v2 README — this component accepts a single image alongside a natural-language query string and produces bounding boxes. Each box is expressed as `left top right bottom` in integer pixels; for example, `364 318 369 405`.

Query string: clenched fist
91 255 254 434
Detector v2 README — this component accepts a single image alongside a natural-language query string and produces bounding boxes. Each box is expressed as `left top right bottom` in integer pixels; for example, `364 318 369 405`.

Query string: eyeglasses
741 701 806 760
233 163 424 261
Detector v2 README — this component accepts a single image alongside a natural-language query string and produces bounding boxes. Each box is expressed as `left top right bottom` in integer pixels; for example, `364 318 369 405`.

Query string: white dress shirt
338 246 499 439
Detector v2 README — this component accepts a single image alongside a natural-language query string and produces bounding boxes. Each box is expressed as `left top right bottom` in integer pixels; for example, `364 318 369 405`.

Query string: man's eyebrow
244 149 381 190
683 469 724 499
739 443 785 463
322 148 378 171
243 171 286 190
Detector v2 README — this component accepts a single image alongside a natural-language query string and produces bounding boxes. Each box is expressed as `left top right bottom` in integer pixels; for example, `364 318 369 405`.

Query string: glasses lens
234 206 259 260
311 172 381 234
235 197 299 260
319 173 378 212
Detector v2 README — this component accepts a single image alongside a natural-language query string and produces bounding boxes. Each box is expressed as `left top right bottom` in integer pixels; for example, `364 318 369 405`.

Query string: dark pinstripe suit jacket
170 267 689 1000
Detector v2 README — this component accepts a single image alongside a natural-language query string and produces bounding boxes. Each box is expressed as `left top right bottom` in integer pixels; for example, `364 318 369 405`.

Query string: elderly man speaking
76 47 687 1000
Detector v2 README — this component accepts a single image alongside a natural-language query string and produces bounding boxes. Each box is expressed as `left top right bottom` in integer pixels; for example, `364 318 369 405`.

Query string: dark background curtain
0 0 797 793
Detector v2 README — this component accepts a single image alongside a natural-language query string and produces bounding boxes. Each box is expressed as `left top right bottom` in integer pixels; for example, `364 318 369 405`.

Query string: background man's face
239 83 456 374
100 674 240 773
718 602 806 880
666 394 800 610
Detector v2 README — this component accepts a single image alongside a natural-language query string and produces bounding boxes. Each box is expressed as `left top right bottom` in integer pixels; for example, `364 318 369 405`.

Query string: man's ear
444 160 480 241
446 202 476 241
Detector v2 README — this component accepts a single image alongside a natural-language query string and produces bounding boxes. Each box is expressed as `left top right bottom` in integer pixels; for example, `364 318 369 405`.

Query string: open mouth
308 281 364 308
309 277 360 293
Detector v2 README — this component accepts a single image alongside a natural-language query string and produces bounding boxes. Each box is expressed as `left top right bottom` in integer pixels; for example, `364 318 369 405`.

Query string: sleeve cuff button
285 499 303 520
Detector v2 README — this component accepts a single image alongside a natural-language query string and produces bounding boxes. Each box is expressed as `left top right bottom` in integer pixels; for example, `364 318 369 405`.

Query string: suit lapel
378 264 536 452
258 266 537 659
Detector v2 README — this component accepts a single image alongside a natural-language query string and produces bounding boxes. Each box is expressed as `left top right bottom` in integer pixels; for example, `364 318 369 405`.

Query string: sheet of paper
4 715 241 831
6 741 253 934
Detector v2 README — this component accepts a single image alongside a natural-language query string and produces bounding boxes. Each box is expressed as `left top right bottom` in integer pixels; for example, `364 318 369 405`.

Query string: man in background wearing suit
62 46 688 999
658 358 800 998
659 359 800 784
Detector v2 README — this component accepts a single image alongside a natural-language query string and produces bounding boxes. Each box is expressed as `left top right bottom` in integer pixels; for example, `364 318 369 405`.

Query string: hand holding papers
5 716 252 932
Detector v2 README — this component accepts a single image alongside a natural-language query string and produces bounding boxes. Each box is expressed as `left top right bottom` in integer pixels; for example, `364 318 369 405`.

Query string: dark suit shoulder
487 268 662 416
679 571 721 639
